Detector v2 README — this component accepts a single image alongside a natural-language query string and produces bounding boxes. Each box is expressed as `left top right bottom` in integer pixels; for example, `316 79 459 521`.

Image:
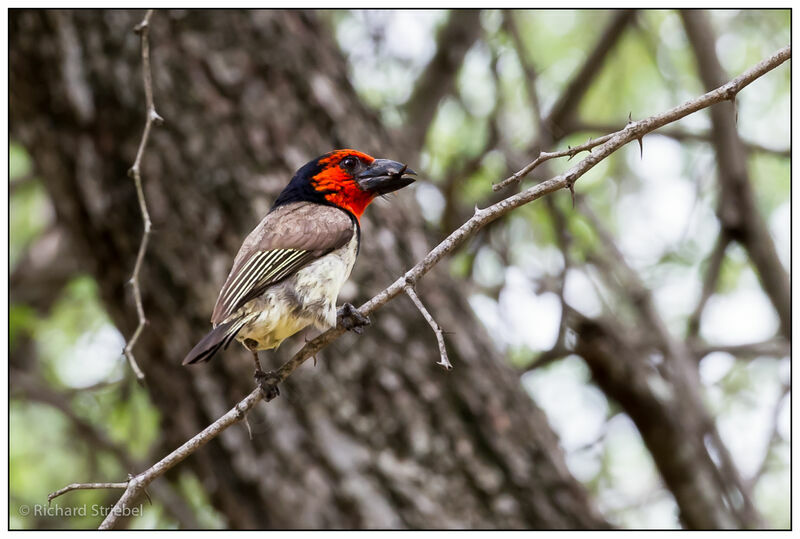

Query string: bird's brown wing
210 202 355 325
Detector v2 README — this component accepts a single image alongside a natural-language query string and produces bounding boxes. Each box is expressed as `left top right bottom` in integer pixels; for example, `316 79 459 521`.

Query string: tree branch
565 121 790 158
404 285 453 370
493 45 789 193
577 196 763 527
123 9 163 383
747 383 789 490
48 482 129 503
691 336 790 361
51 43 790 530
502 12 546 136
681 10 790 340
492 132 615 191
403 9 482 155
544 9 636 137
686 231 731 338
94 388 264 529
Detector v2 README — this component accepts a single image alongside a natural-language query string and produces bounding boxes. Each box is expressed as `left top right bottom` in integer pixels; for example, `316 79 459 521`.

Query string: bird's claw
254 369 281 401
337 303 370 335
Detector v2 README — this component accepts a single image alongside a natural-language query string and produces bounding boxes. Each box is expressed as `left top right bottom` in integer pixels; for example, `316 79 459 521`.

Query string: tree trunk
10 9 607 529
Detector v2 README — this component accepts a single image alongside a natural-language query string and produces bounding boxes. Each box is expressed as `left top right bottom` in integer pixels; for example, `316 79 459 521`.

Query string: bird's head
273 149 416 219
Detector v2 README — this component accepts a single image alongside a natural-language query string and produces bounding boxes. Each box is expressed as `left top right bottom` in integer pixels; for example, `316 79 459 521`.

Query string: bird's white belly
234 231 358 351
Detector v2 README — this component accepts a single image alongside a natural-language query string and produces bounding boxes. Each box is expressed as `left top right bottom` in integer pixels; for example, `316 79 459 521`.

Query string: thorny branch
49 44 791 530
565 121 791 158
492 132 615 192
453 9 634 249
123 9 163 382
404 285 453 370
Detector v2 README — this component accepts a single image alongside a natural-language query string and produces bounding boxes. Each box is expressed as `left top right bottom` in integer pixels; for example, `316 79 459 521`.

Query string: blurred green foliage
9 140 222 528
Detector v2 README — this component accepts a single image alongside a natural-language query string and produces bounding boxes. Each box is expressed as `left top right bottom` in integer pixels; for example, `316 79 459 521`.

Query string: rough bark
10 9 607 529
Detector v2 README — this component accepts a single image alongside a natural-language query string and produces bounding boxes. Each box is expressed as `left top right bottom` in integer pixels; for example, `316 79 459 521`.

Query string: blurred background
9 9 790 529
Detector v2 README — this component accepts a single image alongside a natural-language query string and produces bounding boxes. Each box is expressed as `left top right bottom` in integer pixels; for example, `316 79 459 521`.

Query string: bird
182 149 416 397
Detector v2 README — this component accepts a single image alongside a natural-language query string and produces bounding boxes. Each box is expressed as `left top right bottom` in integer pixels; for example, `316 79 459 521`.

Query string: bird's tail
182 318 245 365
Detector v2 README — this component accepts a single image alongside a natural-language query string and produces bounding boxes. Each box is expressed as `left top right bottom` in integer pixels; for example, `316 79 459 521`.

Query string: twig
691 336 790 361
48 482 129 503
123 9 163 383
51 44 789 530
503 12 546 138
492 132 615 192
522 344 569 372
403 285 453 370
747 383 790 490
687 232 730 337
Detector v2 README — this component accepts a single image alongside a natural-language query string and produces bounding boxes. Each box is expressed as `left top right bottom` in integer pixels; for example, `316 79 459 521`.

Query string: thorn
150 110 164 125
568 182 576 208
637 136 644 159
242 414 253 440
627 111 633 124
303 338 318 366
437 360 454 371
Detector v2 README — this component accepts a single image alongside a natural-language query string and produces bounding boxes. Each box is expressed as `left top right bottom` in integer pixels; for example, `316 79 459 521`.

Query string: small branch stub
404 285 453 371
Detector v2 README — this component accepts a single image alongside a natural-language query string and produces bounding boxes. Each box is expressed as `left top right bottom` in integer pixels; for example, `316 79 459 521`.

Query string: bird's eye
341 156 359 171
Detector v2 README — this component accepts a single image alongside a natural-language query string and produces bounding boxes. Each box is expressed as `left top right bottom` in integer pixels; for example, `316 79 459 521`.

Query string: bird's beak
356 159 416 195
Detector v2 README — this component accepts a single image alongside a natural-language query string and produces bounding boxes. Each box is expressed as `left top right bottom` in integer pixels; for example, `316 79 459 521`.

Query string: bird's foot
254 369 281 401
337 303 370 335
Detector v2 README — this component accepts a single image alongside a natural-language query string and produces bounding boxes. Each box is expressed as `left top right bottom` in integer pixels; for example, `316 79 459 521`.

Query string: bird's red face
307 150 416 219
